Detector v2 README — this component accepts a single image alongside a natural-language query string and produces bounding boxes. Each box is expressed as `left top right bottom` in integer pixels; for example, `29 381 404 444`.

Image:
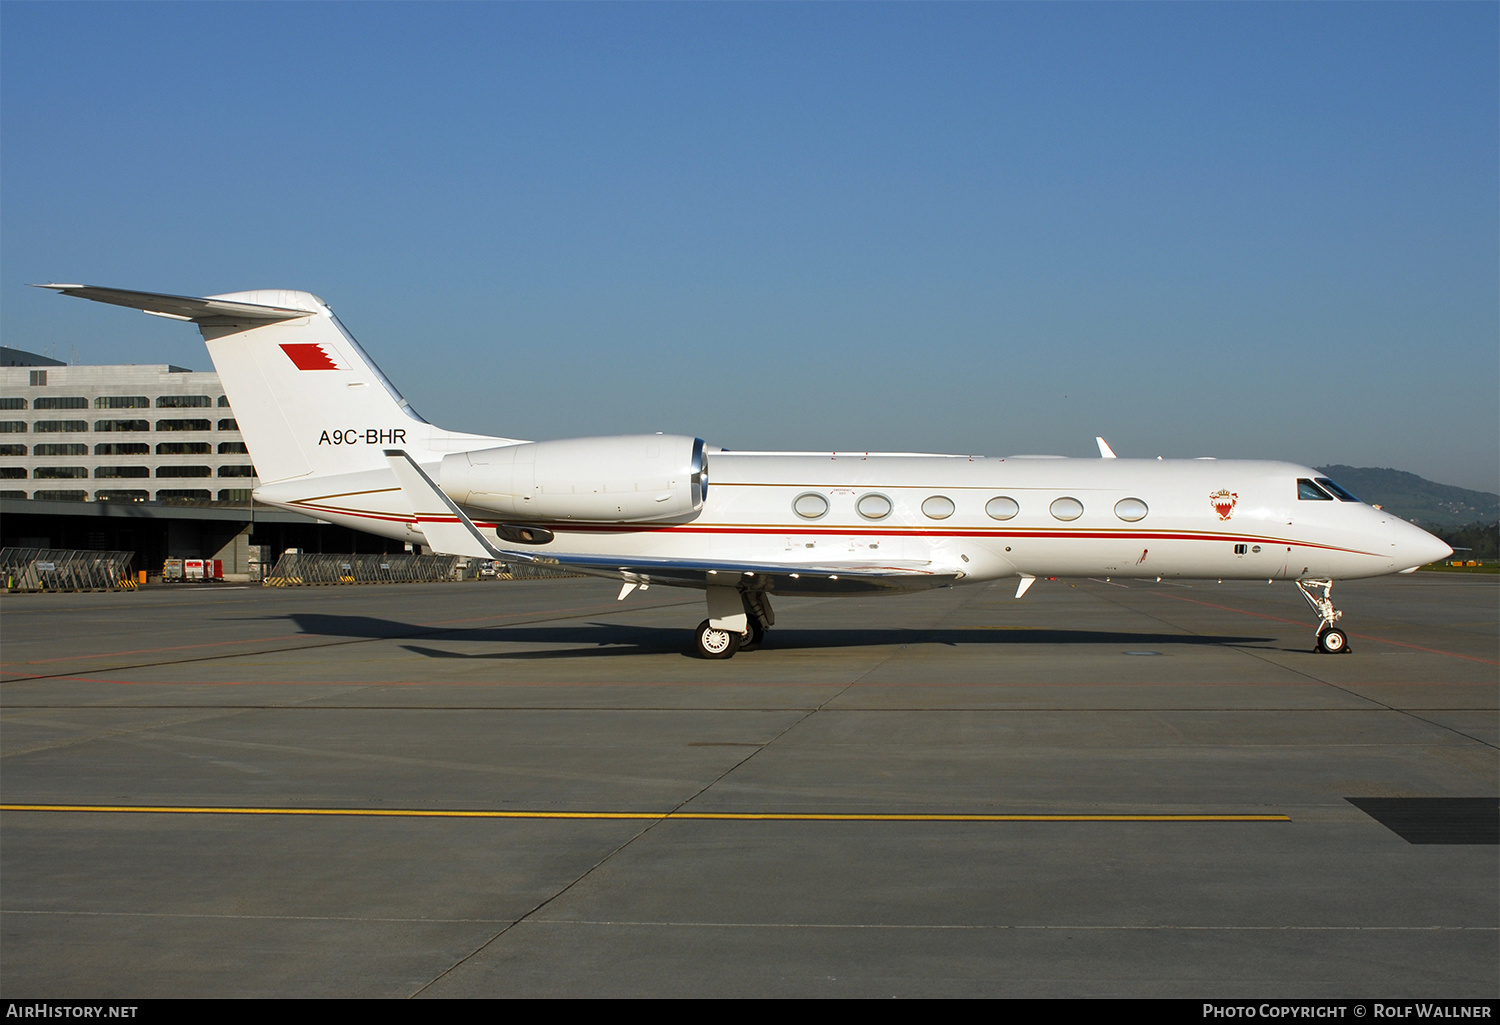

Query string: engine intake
441 435 706 522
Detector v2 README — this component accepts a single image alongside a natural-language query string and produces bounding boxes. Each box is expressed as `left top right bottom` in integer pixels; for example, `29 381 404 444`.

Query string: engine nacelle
440 435 707 522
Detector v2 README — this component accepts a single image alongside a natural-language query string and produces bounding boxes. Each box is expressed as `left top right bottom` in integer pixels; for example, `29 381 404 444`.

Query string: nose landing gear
1296 578 1351 654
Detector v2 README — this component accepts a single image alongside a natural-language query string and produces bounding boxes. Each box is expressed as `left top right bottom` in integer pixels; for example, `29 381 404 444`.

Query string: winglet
1096 437 1117 458
384 449 523 563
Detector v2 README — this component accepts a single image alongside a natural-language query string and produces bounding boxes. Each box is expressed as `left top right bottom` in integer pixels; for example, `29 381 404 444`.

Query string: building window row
5 488 253 502
0 418 246 433
7 465 257 480
4 396 229 409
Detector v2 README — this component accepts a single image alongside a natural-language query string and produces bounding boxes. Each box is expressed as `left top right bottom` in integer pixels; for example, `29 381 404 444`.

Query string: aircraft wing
384 449 960 595
32 284 313 323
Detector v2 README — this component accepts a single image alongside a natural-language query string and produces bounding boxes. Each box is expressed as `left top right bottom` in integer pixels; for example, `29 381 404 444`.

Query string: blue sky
4 2 1496 491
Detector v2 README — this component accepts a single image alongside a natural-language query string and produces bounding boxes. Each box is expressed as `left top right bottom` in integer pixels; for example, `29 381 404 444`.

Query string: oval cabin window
793 492 828 519
856 493 892 520
986 496 1019 520
1114 498 1148 522
1050 497 1084 521
921 496 955 520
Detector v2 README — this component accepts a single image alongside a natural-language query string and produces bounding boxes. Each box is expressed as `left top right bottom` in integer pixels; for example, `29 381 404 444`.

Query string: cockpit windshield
1315 477 1361 502
1297 478 1333 501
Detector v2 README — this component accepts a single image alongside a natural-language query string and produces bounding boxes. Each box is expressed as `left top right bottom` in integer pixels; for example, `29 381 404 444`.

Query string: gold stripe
0 804 1289 822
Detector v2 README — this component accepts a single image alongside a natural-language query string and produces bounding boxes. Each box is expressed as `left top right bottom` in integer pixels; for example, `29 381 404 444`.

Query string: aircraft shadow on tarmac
277 613 1273 661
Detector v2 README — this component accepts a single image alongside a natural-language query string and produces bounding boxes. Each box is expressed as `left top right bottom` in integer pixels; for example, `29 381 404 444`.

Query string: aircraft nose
1393 520 1453 570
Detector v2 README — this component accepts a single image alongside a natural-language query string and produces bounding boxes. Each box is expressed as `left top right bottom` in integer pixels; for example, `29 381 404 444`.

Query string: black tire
695 619 740 660
739 618 766 652
1317 626 1350 654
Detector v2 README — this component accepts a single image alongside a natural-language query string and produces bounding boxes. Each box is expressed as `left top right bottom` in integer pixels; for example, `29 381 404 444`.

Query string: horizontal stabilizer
33 284 313 323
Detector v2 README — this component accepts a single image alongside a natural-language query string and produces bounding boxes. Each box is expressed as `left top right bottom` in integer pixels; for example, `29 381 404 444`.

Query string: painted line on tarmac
0 804 1289 822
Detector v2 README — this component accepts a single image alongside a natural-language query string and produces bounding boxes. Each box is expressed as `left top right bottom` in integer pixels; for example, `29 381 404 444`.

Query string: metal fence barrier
262 552 579 587
2 548 137 592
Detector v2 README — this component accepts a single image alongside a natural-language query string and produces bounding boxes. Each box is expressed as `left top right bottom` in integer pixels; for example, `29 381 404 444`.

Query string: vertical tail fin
35 285 513 484
198 289 434 483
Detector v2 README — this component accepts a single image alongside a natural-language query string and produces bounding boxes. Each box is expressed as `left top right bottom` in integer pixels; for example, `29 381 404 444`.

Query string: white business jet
38 285 1453 658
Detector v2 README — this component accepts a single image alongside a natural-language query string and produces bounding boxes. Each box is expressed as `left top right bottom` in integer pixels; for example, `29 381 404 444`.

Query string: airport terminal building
1 346 404 577
1 346 257 502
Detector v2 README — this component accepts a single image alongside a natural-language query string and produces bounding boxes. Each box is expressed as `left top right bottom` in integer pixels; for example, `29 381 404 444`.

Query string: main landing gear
694 585 774 659
1295 578 1351 655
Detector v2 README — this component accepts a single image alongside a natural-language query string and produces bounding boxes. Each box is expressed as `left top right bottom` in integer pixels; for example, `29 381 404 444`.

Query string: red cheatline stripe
283 503 1375 556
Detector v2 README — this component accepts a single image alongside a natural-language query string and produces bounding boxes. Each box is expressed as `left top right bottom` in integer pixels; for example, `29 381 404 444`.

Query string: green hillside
1315 465 1499 527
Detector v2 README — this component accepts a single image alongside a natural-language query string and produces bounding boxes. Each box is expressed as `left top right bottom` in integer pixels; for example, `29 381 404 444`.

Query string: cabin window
856 493 892 520
1114 498 1148 522
793 492 828 519
1297 479 1333 501
985 496 1019 520
1315 478 1361 502
921 496 955 520
1050 497 1084 521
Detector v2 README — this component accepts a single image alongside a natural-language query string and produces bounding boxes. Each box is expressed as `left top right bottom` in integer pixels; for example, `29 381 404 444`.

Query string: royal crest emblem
1210 489 1238 520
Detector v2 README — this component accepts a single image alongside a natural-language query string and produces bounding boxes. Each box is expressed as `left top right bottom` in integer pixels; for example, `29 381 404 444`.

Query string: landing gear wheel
695 619 741 660
739 618 766 652
1317 626 1350 655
